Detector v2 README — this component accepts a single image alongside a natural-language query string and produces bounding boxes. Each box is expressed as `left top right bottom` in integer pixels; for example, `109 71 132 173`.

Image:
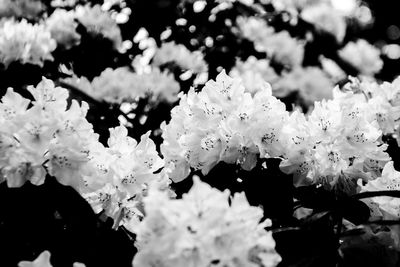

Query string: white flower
237 17 304 68
0 0 45 19
280 88 391 188
132 177 281 267
82 125 169 229
274 67 333 104
339 39 383 76
66 67 180 104
46 9 81 49
0 78 98 189
75 4 122 49
161 70 289 182
0 19 56 67
152 41 208 73
342 77 400 135
301 3 347 42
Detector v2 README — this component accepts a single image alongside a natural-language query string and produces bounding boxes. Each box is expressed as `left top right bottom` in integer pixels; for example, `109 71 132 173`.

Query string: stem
353 190 400 199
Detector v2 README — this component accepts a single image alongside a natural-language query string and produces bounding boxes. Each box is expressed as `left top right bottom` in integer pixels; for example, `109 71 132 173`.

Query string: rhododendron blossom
162 71 395 191
0 78 97 189
64 67 180 104
0 0 45 19
152 41 208 74
46 8 81 49
161 70 289 182
339 39 383 76
132 176 281 267
237 16 305 68
75 4 122 49
0 19 56 67
82 126 170 230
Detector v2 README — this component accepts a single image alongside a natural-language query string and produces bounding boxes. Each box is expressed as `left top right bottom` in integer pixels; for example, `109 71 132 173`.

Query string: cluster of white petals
0 0 45 19
75 4 122 49
359 161 400 218
152 41 208 73
230 56 333 103
162 71 400 189
65 67 180 104
161 71 289 182
0 19 56 67
0 78 170 229
274 67 333 104
237 16 304 68
280 77 400 187
82 125 170 230
339 39 383 76
46 8 81 49
0 78 97 188
301 3 346 42
18 250 85 267
132 176 281 267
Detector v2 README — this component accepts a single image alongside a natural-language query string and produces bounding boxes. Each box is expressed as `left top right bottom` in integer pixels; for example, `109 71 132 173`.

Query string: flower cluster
45 8 81 49
237 16 305 68
279 87 390 190
161 71 289 182
162 71 400 190
0 0 45 20
274 66 333 105
0 19 56 67
132 176 281 267
0 78 170 230
75 4 123 49
0 78 96 188
152 41 208 74
300 2 347 42
230 56 334 104
82 125 170 230
64 67 180 104
339 39 383 76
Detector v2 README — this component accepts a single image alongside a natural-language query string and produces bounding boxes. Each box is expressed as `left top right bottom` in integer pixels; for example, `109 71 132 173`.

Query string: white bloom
0 0 45 19
82 125 169 229
161 70 289 182
274 67 333 104
65 67 180 104
152 41 208 73
132 177 281 267
237 17 304 68
46 9 81 49
339 39 383 76
75 4 122 49
0 19 56 67
280 88 390 187
0 78 98 189
301 3 346 42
